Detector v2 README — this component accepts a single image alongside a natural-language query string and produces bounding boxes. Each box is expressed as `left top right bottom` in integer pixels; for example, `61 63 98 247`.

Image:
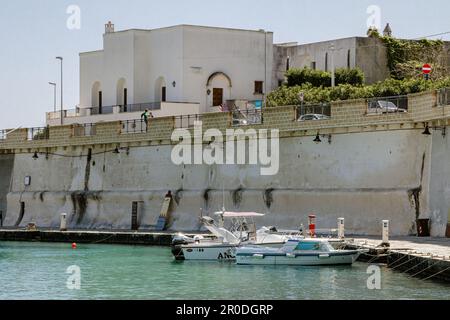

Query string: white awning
214 211 265 218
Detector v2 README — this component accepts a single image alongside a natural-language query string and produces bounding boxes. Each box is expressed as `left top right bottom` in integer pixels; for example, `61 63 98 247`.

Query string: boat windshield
295 241 334 251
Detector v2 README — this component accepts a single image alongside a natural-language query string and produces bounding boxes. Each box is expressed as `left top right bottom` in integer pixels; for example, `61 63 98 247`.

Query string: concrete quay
344 236 450 282
0 228 205 246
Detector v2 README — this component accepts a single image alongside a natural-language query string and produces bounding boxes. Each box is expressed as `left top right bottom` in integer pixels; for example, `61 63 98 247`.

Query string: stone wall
1 90 450 236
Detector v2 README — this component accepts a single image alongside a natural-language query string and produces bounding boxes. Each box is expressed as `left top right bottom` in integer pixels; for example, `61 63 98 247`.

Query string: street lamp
56 57 63 125
48 82 56 112
330 43 335 88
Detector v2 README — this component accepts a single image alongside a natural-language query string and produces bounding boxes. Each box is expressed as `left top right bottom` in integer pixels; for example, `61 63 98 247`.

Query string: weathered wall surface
428 129 450 236
2 130 432 235
0 155 14 221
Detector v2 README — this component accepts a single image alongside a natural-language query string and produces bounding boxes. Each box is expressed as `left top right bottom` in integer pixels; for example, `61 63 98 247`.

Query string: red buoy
72 243 77 249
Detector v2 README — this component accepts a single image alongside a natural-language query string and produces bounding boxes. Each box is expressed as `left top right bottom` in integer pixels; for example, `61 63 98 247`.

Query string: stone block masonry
1 89 450 236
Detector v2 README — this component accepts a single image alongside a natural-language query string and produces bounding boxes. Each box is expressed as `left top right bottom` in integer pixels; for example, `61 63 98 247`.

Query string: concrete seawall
1 90 450 236
0 130 434 235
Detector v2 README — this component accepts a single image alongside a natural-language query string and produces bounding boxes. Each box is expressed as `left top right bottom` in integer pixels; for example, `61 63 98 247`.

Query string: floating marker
72 243 77 249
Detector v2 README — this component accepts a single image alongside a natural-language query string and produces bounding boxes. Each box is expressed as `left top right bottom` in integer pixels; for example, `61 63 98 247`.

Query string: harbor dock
344 236 450 282
0 228 190 246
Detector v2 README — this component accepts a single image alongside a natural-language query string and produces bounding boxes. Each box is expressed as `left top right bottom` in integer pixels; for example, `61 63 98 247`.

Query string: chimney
383 23 392 37
105 21 115 34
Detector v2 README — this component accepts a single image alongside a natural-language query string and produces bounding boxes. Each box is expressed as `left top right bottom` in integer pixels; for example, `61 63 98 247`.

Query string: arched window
91 82 101 107
116 78 127 108
325 52 328 72
155 77 167 103
347 49 351 69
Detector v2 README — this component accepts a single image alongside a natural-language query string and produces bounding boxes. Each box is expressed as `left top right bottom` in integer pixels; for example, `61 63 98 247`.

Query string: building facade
273 37 391 85
47 23 273 126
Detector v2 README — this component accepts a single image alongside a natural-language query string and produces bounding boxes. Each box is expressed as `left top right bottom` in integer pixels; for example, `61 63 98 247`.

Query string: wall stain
70 191 102 225
174 189 183 205
203 189 211 210
263 188 275 209
232 187 243 208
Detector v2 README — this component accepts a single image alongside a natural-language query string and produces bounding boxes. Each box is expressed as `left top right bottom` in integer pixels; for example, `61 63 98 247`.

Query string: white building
47 23 273 125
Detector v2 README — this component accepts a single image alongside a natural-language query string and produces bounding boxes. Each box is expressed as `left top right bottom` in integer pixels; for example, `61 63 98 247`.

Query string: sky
0 0 449 129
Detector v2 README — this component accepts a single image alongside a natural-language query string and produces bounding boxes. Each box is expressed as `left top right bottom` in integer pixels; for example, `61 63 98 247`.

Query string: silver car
298 114 331 121
369 100 407 113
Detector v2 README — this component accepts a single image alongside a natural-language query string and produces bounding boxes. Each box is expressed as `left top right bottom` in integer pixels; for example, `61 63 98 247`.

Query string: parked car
368 100 407 113
298 114 331 121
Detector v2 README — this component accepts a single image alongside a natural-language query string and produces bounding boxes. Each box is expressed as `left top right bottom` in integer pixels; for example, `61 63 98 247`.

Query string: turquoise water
0 241 448 300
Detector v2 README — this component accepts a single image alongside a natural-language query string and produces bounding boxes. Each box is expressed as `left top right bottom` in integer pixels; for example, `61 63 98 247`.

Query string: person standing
141 109 153 131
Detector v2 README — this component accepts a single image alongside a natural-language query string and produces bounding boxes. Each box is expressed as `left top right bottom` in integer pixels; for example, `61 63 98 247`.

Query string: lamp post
330 43 335 88
48 82 56 112
56 57 63 125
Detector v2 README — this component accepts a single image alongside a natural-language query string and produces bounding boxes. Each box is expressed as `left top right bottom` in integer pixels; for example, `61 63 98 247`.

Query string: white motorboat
235 238 361 266
171 211 299 261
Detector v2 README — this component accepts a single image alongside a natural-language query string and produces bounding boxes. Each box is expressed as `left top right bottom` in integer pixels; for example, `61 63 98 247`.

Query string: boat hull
172 242 286 261
236 251 360 266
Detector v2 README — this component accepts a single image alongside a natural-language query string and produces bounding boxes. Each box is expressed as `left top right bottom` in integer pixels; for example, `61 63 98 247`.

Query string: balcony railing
367 95 409 114
119 102 161 113
296 103 331 121
174 114 202 129
27 127 49 141
73 123 97 137
121 119 147 134
90 105 114 115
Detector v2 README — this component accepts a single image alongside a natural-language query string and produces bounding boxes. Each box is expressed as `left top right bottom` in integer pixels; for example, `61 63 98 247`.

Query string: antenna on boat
222 181 225 213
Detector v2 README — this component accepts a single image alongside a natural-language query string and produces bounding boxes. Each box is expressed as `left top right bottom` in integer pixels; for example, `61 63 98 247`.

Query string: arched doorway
116 78 127 110
206 72 232 108
155 77 167 103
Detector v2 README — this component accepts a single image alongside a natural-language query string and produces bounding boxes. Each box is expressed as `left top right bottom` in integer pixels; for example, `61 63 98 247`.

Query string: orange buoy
72 243 77 249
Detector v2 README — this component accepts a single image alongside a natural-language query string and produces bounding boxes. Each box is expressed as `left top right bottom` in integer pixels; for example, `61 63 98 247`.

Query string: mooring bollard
60 213 67 231
338 218 345 239
382 220 390 245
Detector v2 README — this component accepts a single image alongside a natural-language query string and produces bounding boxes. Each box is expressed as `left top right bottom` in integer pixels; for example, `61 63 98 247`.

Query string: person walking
141 109 153 131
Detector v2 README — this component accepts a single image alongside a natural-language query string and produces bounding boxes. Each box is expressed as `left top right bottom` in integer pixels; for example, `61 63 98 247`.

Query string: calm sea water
0 241 448 300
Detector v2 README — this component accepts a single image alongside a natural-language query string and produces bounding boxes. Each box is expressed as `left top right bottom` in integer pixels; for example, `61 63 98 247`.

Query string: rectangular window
213 88 223 106
254 81 264 94
311 61 316 70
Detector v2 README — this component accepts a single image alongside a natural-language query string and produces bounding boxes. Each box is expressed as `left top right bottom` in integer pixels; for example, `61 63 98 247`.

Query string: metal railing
437 88 450 106
367 95 408 114
296 103 331 121
120 102 161 113
232 108 263 126
90 106 114 115
73 123 97 137
121 119 147 134
174 114 202 129
27 127 49 141
0 130 6 140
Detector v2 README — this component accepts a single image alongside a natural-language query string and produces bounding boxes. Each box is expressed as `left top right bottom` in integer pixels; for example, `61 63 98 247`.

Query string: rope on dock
421 264 450 281
390 255 419 270
401 257 431 274
409 260 443 278
387 254 409 268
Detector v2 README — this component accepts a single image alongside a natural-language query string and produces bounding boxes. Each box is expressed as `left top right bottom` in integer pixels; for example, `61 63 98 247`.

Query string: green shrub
267 77 450 107
286 67 365 87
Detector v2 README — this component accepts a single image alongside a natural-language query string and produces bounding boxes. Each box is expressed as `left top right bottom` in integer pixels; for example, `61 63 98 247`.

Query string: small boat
235 238 361 266
172 211 298 261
